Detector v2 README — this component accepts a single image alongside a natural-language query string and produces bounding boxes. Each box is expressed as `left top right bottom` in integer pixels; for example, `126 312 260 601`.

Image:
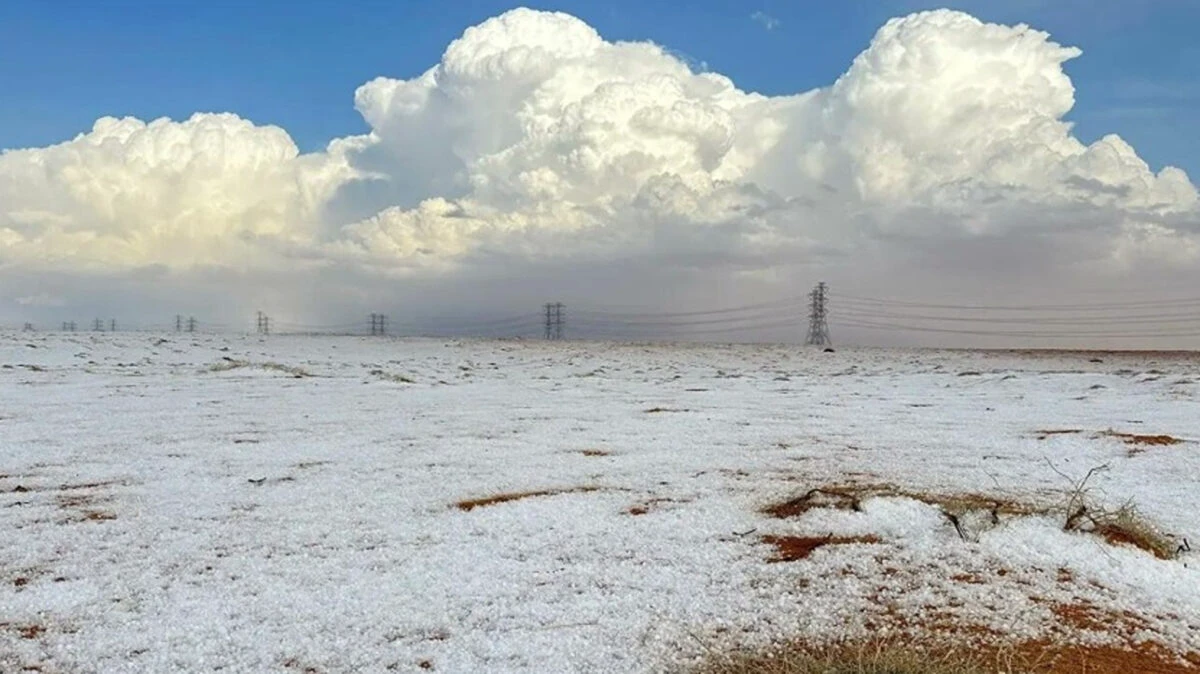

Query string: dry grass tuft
1091 505 1179 560
766 477 1177 558
762 487 864 518
761 534 881 562
580 449 612 457
688 640 994 674
1051 462 1180 559
763 484 1039 522
686 638 1200 674
455 486 600 512
206 360 312 378
369 369 415 383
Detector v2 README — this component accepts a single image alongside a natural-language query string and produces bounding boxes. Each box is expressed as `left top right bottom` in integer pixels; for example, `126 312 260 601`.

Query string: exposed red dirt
1094 522 1175 559
455 486 600 512
762 488 862 518
761 534 881 562
1102 430 1183 446
1035 429 1083 440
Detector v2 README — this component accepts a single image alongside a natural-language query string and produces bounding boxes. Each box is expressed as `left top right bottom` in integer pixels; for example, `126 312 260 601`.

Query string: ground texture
2 333 1199 672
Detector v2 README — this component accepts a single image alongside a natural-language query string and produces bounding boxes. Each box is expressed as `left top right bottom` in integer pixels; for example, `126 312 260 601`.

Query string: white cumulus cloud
1 7 1198 335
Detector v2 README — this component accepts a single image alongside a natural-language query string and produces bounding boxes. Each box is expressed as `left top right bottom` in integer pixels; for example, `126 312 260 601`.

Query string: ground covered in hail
2 332 1199 673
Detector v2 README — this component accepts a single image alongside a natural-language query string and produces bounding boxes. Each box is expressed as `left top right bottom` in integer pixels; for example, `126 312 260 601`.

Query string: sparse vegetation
687 640 996 674
1048 461 1180 559
369 368 415 383
684 638 1200 674
763 484 1039 523
764 472 1181 559
205 360 312 377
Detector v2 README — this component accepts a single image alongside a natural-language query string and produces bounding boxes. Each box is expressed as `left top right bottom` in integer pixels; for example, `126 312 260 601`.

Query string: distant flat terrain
2 333 1198 672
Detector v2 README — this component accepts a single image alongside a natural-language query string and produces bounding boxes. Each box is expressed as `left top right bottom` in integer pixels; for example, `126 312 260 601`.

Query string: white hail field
2 332 1199 673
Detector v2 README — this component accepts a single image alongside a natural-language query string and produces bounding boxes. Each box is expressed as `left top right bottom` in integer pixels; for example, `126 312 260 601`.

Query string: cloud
751 11 781 31
1 8 1198 342
14 293 65 308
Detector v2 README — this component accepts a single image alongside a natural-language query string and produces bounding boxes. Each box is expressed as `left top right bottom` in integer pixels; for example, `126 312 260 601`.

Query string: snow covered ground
2 331 1199 672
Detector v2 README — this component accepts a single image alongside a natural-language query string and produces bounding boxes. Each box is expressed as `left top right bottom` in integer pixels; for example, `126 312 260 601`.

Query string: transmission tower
176 315 183 332
23 323 33 332
187 317 197 333
62 321 76 332
110 319 116 332
805 282 831 347
369 313 387 336
93 318 104 332
256 311 270 335
544 302 565 340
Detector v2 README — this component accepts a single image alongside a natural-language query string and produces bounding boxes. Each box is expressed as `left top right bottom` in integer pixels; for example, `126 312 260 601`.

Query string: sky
3 1 1199 174
2 1 1199 347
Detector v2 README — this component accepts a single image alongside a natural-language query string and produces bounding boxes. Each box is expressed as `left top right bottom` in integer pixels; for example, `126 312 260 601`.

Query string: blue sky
1 0 1198 177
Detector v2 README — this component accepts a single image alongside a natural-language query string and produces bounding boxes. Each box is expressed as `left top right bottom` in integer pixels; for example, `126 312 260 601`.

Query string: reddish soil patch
625 497 683 516
59 480 123 491
1049 600 1150 636
950 573 986 585
1094 522 1175 559
763 488 862 518
1101 430 1183 446
82 510 117 522
1035 429 1083 440
455 486 599 512
579 449 611 457
761 534 881 562
16 624 45 639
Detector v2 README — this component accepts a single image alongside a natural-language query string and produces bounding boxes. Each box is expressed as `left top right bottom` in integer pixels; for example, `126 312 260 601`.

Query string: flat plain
2 332 1198 672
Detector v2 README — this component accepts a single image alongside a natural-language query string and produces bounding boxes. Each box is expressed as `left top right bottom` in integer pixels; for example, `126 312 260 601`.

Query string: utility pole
369 313 387 336
805 282 831 347
544 302 565 340
176 315 183 332
187 317 197 333
256 311 270 335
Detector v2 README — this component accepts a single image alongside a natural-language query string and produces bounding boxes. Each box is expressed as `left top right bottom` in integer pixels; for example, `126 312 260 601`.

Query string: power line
836 317 1200 339
831 307 1200 326
832 292 1200 312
